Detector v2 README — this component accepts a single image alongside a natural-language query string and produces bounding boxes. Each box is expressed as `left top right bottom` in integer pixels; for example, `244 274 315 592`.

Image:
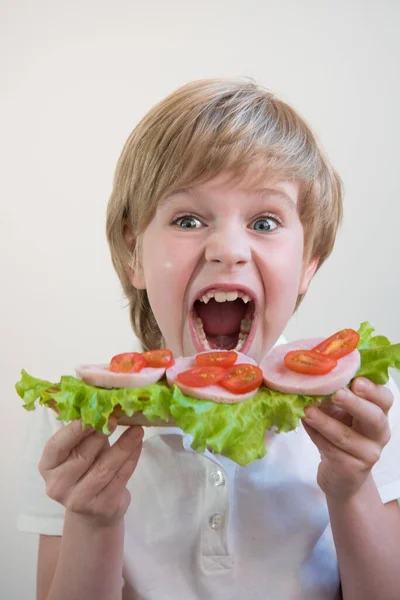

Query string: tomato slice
142 349 174 368
220 364 263 394
284 350 337 375
177 366 227 388
195 351 238 369
110 352 147 373
312 328 360 360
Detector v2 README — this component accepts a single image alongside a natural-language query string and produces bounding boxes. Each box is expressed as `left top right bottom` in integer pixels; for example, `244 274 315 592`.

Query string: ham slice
166 351 259 403
260 338 361 396
75 364 165 388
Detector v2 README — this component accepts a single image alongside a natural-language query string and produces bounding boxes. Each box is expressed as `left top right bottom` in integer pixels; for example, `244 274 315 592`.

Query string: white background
1 1 399 598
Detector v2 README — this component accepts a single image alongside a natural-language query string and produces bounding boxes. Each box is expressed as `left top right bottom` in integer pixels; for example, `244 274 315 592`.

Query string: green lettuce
356 322 400 384
170 386 320 465
15 322 400 466
16 371 172 435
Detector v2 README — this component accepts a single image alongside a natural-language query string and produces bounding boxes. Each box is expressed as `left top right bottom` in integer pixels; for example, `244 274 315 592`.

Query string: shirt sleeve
17 404 66 535
372 375 400 504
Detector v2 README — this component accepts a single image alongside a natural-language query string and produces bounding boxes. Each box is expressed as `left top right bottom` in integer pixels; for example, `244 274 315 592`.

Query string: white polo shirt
18 378 400 600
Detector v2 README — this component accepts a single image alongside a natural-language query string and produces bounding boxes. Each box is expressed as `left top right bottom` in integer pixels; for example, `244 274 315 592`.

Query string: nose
205 223 251 267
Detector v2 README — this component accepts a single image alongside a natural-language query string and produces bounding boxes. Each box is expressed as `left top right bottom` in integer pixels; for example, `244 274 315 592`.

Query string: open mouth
190 288 256 353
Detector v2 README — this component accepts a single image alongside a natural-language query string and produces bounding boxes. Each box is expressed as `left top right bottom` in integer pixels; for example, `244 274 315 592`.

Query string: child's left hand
302 377 393 503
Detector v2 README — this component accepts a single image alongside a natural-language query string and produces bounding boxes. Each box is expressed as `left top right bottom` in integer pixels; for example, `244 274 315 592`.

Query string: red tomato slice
284 350 337 375
110 352 147 373
142 349 174 368
220 364 263 394
177 366 227 388
312 329 360 360
195 351 238 368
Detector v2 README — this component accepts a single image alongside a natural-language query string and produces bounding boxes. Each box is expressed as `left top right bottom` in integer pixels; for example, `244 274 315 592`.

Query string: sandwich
15 322 400 466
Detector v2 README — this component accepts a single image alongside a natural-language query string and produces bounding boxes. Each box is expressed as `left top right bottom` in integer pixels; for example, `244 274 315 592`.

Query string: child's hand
302 378 393 502
38 417 143 527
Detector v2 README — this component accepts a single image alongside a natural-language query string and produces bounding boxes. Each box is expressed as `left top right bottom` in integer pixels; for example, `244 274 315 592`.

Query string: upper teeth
199 290 251 304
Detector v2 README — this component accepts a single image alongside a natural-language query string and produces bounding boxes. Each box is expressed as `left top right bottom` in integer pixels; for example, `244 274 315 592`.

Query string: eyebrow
159 188 194 206
160 186 298 211
254 188 298 212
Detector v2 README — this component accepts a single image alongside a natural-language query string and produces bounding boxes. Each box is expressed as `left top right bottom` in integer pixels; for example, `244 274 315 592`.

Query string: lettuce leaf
170 386 272 464
15 322 400 465
170 386 321 465
356 322 400 384
16 370 172 434
15 370 57 409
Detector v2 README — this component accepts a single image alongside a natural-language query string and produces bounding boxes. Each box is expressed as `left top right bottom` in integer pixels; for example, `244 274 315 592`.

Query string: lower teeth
240 319 252 334
195 318 211 350
194 316 249 352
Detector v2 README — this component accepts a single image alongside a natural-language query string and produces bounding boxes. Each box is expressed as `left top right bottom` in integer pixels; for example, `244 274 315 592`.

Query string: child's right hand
38 417 143 527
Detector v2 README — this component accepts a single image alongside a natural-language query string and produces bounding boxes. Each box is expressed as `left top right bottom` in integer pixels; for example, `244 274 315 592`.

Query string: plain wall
1 1 399 598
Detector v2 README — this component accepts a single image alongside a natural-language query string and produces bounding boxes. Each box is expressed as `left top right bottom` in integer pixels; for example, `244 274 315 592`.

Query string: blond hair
106 79 343 351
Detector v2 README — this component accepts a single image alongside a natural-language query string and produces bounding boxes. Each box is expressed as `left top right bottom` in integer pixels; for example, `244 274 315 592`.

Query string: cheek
140 230 196 326
140 236 182 347
142 238 180 294
141 226 202 294
261 235 304 293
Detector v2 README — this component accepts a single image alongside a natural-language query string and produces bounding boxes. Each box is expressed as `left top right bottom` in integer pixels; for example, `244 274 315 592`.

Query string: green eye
175 216 202 229
252 217 278 232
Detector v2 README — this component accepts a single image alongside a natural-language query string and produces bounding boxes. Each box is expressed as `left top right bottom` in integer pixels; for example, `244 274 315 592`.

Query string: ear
123 224 146 290
299 257 319 295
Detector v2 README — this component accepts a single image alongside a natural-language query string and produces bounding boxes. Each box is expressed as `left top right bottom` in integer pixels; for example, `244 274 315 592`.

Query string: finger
91 439 143 518
303 406 382 464
319 401 353 427
302 420 367 470
332 387 391 444
350 378 394 415
41 417 118 484
72 426 144 501
45 428 114 493
39 419 96 472
64 416 119 478
104 439 142 494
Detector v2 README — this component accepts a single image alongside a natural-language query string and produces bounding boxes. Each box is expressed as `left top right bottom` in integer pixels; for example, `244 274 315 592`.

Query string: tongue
207 334 238 350
195 299 246 336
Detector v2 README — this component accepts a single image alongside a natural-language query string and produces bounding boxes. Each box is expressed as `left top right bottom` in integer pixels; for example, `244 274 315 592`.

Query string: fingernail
82 425 95 435
355 378 369 393
130 426 144 439
107 417 118 433
304 407 317 420
332 388 350 404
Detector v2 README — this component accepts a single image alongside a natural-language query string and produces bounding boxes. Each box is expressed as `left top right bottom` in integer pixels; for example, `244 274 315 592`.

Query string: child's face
131 171 317 362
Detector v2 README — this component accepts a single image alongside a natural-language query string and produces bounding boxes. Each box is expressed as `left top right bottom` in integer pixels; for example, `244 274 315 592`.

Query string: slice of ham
260 338 361 396
75 364 165 389
166 351 259 403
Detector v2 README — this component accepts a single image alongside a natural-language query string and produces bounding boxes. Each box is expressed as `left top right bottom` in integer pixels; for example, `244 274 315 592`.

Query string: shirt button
209 513 224 530
209 470 225 487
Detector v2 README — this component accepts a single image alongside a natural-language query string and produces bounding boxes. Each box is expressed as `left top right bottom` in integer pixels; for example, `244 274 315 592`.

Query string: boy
18 79 400 600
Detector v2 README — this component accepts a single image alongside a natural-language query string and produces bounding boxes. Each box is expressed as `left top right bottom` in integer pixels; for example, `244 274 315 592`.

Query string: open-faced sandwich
15 322 400 466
